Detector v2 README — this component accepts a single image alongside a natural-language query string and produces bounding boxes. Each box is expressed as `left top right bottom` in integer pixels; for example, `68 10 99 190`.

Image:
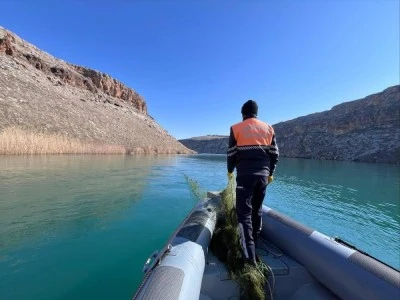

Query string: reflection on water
0 155 193 300
0 155 399 300
0 155 178 250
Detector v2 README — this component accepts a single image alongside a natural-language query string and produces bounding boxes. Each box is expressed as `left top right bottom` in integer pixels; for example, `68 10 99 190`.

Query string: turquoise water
0 155 399 299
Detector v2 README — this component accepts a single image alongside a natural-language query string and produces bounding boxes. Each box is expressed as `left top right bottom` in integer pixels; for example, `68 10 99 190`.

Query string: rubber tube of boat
262 206 400 300
133 196 218 300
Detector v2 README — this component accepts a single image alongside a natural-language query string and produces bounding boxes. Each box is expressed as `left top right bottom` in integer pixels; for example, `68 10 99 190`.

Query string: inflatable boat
132 192 400 300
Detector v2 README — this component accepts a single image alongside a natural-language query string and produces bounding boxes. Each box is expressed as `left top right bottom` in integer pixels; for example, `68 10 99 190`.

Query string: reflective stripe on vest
232 118 274 146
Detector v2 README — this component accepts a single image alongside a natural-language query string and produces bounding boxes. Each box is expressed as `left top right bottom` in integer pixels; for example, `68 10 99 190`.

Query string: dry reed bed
0 127 181 155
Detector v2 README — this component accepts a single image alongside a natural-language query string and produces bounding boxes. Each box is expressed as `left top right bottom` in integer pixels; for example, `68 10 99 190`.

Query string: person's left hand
268 175 274 184
227 172 234 180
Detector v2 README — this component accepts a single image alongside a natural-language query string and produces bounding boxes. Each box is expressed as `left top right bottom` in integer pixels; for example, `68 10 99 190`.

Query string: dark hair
241 100 258 116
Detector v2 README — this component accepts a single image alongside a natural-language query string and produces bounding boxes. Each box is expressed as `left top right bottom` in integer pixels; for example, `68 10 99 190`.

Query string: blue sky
1 0 399 139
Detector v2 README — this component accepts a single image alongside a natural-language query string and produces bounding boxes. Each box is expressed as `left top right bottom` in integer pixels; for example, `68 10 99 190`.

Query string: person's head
241 100 258 120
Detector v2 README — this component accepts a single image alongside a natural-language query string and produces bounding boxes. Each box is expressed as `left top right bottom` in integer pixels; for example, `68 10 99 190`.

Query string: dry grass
130 146 188 155
0 127 128 155
0 127 188 155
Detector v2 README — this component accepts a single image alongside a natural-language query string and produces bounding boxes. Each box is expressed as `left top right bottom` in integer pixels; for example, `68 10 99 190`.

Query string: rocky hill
179 85 400 163
0 27 193 154
179 135 229 154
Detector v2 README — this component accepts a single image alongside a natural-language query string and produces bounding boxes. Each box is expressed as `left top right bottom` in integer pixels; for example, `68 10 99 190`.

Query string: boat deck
200 238 338 300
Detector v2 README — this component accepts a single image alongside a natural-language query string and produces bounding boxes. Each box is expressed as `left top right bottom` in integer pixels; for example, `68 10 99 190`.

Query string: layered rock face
274 85 399 163
0 27 193 154
0 28 146 113
180 86 400 163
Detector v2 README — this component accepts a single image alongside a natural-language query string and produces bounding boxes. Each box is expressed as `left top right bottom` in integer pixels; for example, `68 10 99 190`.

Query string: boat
132 191 400 300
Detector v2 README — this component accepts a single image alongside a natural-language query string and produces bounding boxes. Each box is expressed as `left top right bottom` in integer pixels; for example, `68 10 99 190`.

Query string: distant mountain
0 27 193 154
179 85 400 163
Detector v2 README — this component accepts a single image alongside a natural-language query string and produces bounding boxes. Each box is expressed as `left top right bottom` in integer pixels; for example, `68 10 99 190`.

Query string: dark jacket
227 117 279 176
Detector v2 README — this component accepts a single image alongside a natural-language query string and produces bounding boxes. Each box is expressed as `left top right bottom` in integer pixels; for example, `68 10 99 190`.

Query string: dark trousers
236 175 268 262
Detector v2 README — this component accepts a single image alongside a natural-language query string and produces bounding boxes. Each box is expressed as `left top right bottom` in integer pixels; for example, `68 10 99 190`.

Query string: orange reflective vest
232 118 275 147
227 117 279 176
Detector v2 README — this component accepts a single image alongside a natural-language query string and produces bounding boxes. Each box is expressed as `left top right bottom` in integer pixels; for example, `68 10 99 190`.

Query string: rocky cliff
179 85 400 163
0 27 193 154
274 85 399 163
179 135 229 154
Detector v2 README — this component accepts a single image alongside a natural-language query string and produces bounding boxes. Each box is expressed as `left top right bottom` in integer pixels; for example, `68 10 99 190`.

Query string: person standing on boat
227 99 279 266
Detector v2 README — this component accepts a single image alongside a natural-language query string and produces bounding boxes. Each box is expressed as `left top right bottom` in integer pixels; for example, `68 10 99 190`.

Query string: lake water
0 155 399 299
